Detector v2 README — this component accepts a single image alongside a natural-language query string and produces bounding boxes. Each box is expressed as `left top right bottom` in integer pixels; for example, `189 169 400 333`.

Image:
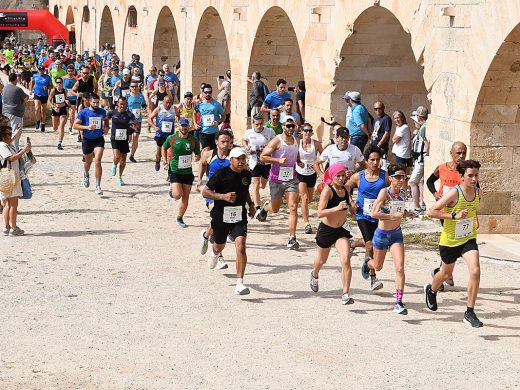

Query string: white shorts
409 160 424 183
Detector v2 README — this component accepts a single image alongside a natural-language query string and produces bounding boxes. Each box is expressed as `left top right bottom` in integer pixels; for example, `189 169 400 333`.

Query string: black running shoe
424 284 438 311
361 258 370 280
129 155 137 163
463 311 483 328
41 123 45 133
256 202 268 222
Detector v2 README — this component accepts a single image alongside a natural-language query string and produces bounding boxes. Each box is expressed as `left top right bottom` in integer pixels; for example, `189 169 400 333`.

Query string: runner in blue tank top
346 145 389 291
197 130 233 270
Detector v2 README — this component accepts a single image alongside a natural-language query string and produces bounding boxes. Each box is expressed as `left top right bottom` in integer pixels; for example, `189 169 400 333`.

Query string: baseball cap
411 106 429 122
229 147 247 159
343 91 351 100
122 68 130 75
348 91 361 102
336 127 349 137
283 116 295 125
179 118 190 126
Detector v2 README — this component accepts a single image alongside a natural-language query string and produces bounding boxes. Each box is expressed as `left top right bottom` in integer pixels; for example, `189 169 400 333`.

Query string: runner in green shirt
266 108 283 135
49 61 67 87
161 117 201 228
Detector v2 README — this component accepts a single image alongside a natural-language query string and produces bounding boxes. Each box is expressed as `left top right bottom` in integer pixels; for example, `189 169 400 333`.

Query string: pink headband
323 163 346 185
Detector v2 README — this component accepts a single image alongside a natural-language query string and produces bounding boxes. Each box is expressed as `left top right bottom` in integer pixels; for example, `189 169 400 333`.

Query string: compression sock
396 289 403 304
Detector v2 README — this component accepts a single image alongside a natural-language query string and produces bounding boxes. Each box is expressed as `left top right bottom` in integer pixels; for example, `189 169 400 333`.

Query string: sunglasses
56 81 62 84
203 91 212 94
130 85 138 88
82 73 89 75
285 124 295 129
302 128 312 132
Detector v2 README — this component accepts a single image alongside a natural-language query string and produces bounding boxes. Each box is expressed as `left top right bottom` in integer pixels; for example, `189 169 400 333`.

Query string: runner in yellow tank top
424 160 483 328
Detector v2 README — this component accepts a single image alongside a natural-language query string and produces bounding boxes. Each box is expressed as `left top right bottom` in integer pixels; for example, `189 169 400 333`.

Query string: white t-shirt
391 124 411 158
319 143 363 172
243 126 276 169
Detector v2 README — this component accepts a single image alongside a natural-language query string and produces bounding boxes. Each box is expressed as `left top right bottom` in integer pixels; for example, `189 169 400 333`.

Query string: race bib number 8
115 128 127 141
223 206 243 224
455 217 474 239
202 114 214 127
278 167 294 182
89 117 102 129
363 199 375 216
162 122 173 133
178 155 192 169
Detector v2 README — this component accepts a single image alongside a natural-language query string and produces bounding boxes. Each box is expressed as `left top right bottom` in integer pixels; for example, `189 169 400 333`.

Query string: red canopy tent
0 10 70 46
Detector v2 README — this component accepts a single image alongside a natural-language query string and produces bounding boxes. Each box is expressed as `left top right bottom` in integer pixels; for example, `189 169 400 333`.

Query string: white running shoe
95 186 103 195
216 256 228 270
207 254 218 269
370 278 383 291
199 229 209 255
341 293 354 305
234 283 250 295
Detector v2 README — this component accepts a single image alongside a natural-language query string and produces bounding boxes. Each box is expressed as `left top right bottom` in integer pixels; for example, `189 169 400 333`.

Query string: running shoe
287 236 300 250
68 127 73 135
77 135 82 143
207 253 218 269
111 164 117 176
199 229 209 255
424 284 438 311
234 282 250 295
83 173 90 188
310 270 319 292
393 302 408 315
216 255 228 270
176 216 187 228
256 201 269 222
253 206 262 219
361 258 370 280
41 123 45 133
2 227 10 236
154 162 160 172
341 293 354 305
304 222 313 234
370 277 383 291
95 186 103 195
463 311 483 328
35 120 40 130
9 227 25 236
129 155 137 163
57 143 64 150
445 277 455 287
117 177 124 186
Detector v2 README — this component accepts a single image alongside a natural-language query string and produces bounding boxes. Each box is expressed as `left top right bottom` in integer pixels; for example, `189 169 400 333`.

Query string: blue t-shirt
37 56 47 67
263 91 291 110
76 107 107 139
127 93 147 123
110 75 121 97
348 103 369 137
32 74 52 97
62 77 77 102
195 100 224 134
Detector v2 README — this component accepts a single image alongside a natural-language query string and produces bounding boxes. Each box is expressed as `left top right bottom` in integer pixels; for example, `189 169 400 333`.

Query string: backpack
262 82 270 100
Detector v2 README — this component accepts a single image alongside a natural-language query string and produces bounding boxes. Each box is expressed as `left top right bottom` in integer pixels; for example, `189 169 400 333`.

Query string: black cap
184 91 193 98
336 127 349 137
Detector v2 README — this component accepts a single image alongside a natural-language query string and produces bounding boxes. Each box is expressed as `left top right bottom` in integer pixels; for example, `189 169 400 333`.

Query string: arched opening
53 5 59 19
99 6 115 49
152 7 180 67
247 7 304 103
65 6 76 46
127 6 138 28
82 6 90 23
469 24 520 232
192 7 230 94
66 6 74 26
80 6 91 50
331 6 428 126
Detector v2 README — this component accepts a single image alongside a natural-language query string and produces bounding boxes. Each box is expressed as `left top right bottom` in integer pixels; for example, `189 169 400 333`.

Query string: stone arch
247 6 305 100
82 6 90 23
65 6 74 26
121 5 139 61
53 5 59 19
469 23 520 232
99 6 116 49
152 6 180 68
192 7 231 94
79 6 91 50
331 6 429 126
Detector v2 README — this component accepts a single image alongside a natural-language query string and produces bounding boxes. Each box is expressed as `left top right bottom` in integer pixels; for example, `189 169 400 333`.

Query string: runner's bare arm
259 137 281 164
427 189 464 220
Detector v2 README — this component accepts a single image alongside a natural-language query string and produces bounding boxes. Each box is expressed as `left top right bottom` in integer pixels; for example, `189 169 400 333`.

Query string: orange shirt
438 162 461 196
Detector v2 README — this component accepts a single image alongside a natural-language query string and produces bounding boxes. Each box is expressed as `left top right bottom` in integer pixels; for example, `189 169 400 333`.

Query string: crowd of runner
0 37 484 328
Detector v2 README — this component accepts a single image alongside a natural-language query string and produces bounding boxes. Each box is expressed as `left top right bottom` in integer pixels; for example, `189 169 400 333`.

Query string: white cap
229 147 247 159
122 68 130 75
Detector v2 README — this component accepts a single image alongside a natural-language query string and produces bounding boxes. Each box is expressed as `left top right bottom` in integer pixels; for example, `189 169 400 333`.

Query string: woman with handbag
0 125 32 236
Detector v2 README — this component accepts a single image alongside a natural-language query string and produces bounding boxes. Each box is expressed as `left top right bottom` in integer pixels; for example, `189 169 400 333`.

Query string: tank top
356 170 386 222
156 89 168 106
326 184 350 209
268 135 299 184
439 185 479 247
380 187 406 215
156 105 176 138
52 89 66 105
178 103 195 131
77 76 94 94
205 149 231 204
438 163 461 197
296 139 316 176
120 79 131 98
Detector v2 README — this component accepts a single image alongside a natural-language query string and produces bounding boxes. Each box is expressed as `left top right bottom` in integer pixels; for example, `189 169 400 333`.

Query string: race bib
223 205 243 224
342 219 352 232
390 200 405 214
442 185 453 196
55 94 65 104
178 155 192 169
363 198 376 216
115 128 127 141
202 114 214 127
89 117 102 129
278 167 294 182
455 217 474 239
151 96 157 104
132 108 141 118
23 61 30 67
162 121 173 133
121 89 130 97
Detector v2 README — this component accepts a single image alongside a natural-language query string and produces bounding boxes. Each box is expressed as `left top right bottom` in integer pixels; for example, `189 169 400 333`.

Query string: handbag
20 177 32 200
0 159 18 193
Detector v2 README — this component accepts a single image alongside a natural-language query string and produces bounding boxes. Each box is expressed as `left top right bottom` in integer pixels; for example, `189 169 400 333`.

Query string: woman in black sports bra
310 163 356 305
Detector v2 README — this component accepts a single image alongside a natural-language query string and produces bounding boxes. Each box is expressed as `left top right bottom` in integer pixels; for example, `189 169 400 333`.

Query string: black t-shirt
206 166 252 221
107 109 135 141
296 91 305 121
371 113 392 152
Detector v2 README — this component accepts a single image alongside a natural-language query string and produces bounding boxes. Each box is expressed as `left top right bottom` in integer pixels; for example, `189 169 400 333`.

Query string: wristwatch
451 212 456 219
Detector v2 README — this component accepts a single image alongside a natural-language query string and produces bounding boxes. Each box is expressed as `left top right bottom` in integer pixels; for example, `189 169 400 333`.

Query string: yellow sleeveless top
177 103 195 131
439 185 479 247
